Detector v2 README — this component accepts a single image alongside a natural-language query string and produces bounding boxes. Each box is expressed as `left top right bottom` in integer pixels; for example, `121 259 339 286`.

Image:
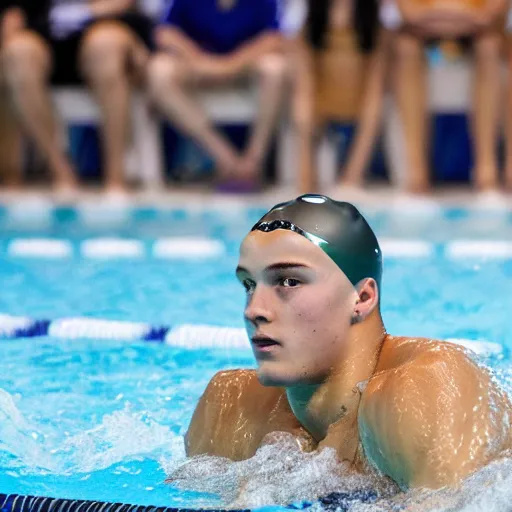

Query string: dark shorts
31 12 155 85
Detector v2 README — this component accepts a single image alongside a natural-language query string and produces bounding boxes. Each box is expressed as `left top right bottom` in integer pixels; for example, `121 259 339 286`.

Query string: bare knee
254 53 288 83
147 54 185 97
80 22 133 81
2 32 51 88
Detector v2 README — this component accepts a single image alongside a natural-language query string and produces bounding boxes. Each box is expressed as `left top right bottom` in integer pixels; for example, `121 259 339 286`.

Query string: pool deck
0 184 511 211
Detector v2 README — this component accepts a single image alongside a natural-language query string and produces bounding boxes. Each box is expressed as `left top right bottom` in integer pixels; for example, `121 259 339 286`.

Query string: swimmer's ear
352 278 379 323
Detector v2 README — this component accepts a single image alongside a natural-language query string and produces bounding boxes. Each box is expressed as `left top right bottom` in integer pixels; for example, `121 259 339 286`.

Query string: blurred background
0 0 511 201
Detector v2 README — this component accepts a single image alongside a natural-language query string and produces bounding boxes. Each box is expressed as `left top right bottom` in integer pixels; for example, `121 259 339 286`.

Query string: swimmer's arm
359 350 508 489
185 370 308 461
221 32 284 74
185 370 273 461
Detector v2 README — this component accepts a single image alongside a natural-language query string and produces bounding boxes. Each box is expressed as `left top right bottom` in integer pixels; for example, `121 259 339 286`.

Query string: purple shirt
162 0 281 54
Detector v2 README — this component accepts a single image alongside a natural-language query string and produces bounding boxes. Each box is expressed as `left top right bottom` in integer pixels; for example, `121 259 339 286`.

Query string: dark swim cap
251 194 382 291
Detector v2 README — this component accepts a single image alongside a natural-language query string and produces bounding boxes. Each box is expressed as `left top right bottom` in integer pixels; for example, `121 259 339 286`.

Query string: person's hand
405 6 486 37
193 54 239 81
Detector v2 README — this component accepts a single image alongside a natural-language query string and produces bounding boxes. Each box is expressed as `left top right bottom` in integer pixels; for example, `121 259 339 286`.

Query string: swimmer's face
237 229 359 387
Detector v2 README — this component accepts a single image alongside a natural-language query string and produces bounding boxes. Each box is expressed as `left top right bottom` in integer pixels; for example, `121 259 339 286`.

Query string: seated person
1 0 154 194
147 0 289 191
185 194 512 490
380 0 508 193
0 2 27 188
303 0 385 192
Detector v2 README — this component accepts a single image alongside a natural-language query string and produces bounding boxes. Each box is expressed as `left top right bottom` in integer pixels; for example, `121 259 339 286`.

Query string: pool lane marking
378 239 434 258
152 237 225 259
48 318 151 340
446 240 512 260
165 324 250 349
6 238 512 260
0 313 504 358
81 238 145 259
8 239 73 258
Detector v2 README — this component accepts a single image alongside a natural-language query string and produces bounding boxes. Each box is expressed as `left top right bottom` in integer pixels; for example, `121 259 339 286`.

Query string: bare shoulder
359 336 512 488
186 369 308 460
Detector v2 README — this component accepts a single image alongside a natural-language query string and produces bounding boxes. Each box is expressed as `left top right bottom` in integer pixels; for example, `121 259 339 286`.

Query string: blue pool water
0 204 512 511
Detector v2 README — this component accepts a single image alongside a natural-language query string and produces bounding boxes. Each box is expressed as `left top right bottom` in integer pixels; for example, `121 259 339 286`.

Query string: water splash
163 434 512 511
0 389 181 476
162 433 399 509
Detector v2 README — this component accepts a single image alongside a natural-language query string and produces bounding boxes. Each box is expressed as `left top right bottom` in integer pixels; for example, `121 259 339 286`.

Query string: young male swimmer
185 194 512 490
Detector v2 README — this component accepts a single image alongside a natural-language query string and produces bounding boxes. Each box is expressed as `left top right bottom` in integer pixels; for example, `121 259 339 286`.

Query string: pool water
0 204 511 511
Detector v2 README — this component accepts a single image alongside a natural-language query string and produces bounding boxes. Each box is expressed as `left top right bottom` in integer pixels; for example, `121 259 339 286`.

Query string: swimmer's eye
278 278 301 288
242 279 256 294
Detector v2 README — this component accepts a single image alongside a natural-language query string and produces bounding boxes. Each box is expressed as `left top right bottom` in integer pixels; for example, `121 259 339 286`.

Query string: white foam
59 408 181 474
163 433 398 509
153 238 225 259
165 325 248 349
447 338 503 356
8 239 72 258
81 238 145 259
446 241 512 260
0 315 34 337
48 317 150 340
379 239 434 258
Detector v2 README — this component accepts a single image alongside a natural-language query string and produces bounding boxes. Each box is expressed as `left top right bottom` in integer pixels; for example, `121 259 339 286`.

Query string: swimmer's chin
256 367 320 387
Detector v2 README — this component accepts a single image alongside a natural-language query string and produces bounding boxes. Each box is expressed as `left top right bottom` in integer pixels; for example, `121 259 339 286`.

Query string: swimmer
185 194 512 490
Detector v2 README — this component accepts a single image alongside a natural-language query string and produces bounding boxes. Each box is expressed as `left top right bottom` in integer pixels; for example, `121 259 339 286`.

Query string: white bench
52 86 295 189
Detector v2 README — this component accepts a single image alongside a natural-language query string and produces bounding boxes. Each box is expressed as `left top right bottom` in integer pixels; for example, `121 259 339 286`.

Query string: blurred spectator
0 4 26 188
303 0 384 191
147 0 289 191
384 0 507 193
1 0 154 194
506 8 512 191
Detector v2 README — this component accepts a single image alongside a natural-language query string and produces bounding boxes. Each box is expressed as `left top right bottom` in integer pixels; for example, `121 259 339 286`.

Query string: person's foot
53 173 80 204
473 189 508 210
331 181 368 202
503 172 512 193
404 178 432 196
237 152 261 181
215 149 242 180
474 169 499 193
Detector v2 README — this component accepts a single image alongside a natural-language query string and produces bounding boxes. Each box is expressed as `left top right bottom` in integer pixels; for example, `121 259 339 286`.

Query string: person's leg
238 52 289 180
0 70 22 187
80 20 148 192
147 53 240 178
471 31 502 191
2 31 77 189
289 40 315 193
506 34 512 191
391 30 430 193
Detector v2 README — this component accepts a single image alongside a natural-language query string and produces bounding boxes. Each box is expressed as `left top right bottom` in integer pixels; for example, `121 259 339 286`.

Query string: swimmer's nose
244 286 274 326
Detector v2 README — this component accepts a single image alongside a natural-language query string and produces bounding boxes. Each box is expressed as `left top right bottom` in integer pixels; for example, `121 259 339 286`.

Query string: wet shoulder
374 335 477 373
205 369 288 412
